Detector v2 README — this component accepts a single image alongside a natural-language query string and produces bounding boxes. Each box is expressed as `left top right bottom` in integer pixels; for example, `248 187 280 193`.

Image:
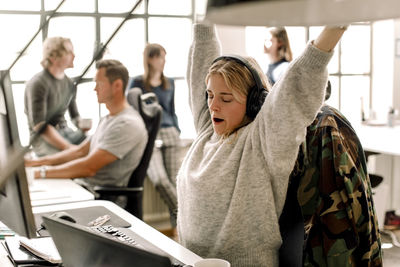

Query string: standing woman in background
129 43 180 227
264 27 293 85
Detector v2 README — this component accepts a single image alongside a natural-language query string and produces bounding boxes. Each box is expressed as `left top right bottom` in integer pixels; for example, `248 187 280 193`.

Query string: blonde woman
177 23 346 266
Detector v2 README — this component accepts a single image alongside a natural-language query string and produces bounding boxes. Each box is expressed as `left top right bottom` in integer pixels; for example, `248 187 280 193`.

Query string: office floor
147 217 177 241
381 230 400 266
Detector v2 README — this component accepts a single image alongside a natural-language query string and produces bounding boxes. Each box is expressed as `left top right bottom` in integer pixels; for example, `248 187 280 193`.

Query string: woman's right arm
187 23 221 133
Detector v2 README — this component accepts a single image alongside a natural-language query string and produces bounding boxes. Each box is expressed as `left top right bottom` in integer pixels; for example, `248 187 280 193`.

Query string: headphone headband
212 54 264 92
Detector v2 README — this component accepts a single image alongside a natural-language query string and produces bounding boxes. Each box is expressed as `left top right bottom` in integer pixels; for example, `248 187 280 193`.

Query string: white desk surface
0 243 11 267
32 200 203 266
353 123 400 156
29 179 94 207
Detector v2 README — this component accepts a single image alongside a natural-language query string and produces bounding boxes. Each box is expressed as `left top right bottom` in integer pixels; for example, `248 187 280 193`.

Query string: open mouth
213 117 224 123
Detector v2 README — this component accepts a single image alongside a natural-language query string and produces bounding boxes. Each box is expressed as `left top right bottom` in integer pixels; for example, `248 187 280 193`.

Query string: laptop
42 215 173 267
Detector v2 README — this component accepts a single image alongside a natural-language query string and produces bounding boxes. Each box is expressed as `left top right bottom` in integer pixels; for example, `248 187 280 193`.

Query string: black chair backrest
126 88 162 188
279 160 304 267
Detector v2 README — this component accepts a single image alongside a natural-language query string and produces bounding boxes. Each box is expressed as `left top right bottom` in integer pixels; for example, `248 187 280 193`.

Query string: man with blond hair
24 37 88 156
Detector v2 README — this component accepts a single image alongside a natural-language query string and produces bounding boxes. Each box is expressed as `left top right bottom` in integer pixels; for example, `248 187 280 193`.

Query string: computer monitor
0 70 37 238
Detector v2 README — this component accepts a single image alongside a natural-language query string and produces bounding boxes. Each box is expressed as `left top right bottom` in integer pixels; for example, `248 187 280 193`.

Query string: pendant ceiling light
206 0 400 26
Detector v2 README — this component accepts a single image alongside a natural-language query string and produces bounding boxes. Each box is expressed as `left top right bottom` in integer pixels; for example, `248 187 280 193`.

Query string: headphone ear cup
246 87 268 119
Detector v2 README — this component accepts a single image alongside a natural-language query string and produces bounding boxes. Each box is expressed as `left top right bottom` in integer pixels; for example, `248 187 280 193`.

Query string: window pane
0 15 40 70
340 76 370 125
149 0 191 15
0 0 40 11
195 0 207 17
286 27 307 60
174 79 195 139
101 18 145 77
148 18 192 77
372 20 394 119
45 0 94 12
12 37 43 81
98 0 144 14
47 17 96 78
13 84 29 146
325 76 339 109
341 25 370 74
309 26 324 41
246 26 268 73
76 82 100 135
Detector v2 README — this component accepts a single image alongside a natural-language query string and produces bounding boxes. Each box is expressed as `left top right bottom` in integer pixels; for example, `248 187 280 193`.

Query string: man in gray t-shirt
25 59 147 191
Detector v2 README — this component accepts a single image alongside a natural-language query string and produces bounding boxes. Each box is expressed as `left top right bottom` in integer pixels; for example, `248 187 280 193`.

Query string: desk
354 124 400 156
0 242 11 267
33 200 202 266
0 200 202 267
354 123 400 210
29 179 94 207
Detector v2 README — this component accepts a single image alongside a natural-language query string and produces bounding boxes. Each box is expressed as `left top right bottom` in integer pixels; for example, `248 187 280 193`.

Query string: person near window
24 37 89 157
264 27 293 85
177 22 346 266
129 43 180 227
25 60 148 202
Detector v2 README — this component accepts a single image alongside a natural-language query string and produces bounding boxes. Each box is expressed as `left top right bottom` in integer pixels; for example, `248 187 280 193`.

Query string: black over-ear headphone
210 54 268 119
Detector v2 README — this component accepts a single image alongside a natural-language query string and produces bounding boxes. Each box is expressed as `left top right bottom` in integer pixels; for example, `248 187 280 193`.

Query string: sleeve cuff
193 23 217 42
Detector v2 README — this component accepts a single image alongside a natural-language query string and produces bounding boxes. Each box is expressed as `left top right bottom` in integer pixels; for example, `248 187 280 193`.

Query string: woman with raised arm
177 23 346 266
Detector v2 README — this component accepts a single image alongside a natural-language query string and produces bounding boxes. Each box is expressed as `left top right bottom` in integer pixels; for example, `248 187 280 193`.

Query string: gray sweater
177 24 332 267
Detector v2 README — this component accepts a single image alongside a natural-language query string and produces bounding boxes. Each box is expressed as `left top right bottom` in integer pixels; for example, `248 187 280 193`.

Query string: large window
246 21 394 126
1 1 394 146
1 0 209 146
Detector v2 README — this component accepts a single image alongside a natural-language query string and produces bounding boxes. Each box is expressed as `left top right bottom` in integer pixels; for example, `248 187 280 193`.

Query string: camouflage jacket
290 105 382 266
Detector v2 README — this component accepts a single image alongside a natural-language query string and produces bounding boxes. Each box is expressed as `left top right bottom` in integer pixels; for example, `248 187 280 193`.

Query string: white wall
393 19 400 111
216 25 246 55
372 20 395 120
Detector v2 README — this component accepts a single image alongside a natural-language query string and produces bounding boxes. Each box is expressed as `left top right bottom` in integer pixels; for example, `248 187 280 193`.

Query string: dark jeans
33 126 87 156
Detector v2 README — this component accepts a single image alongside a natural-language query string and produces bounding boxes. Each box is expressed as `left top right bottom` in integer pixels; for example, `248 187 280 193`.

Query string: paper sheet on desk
18 236 61 264
29 182 48 193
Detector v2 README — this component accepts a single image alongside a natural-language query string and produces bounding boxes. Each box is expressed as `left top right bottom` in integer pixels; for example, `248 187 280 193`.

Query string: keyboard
89 224 189 267
89 224 144 248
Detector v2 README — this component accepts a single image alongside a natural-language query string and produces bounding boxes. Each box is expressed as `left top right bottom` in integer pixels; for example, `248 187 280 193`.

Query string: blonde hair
269 27 293 62
143 43 170 91
205 56 270 137
40 37 72 68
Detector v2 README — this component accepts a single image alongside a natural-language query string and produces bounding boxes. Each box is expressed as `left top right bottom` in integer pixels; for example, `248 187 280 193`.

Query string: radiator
142 176 170 222
142 139 192 224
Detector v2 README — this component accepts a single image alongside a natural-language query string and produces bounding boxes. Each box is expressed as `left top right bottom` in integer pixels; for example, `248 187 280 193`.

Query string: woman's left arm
257 26 347 214
313 26 347 52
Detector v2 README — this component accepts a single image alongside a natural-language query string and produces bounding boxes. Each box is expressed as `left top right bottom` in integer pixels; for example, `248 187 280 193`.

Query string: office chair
279 104 382 266
364 151 384 188
93 88 162 220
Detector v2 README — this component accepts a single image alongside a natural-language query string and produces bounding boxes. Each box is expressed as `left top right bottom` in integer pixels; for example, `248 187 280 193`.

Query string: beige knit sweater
177 23 332 267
